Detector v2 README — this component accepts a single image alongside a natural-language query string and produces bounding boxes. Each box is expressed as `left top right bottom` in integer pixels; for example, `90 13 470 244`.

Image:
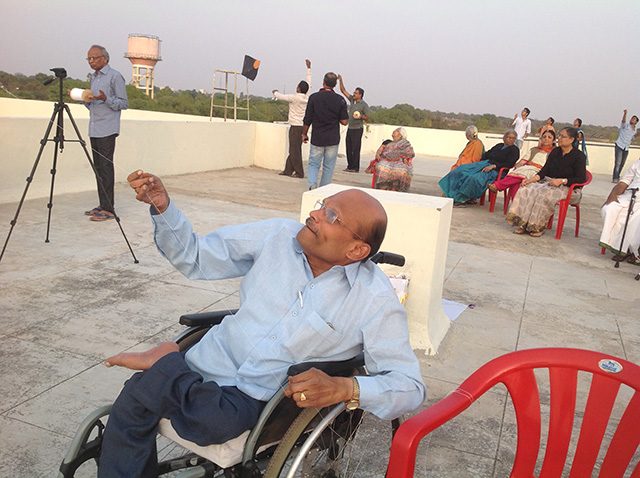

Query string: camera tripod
0 68 138 264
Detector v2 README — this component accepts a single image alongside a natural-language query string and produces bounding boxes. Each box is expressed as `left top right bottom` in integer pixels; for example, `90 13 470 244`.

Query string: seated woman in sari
506 127 587 237
366 127 415 192
439 130 519 207
488 129 556 202
449 125 485 171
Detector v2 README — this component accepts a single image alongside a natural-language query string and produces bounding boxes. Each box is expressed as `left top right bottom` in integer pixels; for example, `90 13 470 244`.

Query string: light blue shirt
616 121 638 151
151 201 426 420
85 64 128 138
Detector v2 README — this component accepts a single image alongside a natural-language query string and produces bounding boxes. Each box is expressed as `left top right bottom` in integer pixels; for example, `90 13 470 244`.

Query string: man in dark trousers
302 72 349 190
82 44 128 221
273 59 312 179
338 74 370 173
94 169 426 477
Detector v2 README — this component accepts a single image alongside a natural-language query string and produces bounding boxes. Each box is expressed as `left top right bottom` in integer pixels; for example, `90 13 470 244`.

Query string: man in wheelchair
96 170 426 477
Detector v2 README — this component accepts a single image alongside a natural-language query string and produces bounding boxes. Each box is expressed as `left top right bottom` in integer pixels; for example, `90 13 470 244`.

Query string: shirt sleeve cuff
356 376 375 407
150 199 176 221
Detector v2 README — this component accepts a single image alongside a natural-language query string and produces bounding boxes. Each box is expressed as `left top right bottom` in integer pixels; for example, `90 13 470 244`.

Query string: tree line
0 71 627 143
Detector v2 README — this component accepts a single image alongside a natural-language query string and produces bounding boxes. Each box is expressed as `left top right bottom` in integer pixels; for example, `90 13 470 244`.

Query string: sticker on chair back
599 359 623 374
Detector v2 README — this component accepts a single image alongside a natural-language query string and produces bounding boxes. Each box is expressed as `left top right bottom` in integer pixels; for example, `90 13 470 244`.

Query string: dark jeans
346 128 364 171
613 144 630 181
283 125 304 177
90 135 117 213
98 352 265 478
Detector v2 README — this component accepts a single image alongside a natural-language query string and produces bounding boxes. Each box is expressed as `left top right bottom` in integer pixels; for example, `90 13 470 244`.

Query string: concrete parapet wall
3 97 639 203
0 115 254 203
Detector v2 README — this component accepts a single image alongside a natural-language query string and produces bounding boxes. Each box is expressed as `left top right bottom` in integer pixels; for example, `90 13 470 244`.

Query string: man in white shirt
273 59 312 178
600 158 640 264
509 107 531 151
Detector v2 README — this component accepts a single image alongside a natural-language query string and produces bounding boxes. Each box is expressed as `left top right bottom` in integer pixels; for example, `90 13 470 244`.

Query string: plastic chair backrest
387 348 640 477
548 170 593 239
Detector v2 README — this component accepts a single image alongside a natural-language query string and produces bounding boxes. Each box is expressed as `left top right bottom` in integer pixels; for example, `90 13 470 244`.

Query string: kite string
45 114 291 390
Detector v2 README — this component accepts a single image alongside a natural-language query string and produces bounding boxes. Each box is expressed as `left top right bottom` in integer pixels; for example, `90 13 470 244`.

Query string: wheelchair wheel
262 405 365 478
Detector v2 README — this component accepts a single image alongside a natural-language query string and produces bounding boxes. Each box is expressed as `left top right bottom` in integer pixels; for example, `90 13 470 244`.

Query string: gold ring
300 392 307 401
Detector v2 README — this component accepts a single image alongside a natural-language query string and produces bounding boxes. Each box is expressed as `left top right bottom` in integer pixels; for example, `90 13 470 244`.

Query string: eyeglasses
314 200 364 241
86 55 104 61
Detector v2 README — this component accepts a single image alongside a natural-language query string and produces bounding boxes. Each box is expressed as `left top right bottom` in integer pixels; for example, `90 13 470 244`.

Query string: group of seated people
365 122 637 261
440 126 587 238
439 124 640 262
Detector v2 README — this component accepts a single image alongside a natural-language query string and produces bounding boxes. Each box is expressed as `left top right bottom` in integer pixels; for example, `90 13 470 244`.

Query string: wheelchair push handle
370 251 405 267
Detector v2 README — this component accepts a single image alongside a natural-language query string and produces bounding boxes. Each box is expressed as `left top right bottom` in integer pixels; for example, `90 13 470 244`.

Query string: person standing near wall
273 59 312 179
302 72 349 189
612 109 639 183
337 74 370 173
82 44 128 222
509 108 531 151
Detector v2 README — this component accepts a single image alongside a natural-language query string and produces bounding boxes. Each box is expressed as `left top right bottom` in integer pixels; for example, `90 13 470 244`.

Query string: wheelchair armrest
179 309 238 327
287 353 365 377
370 251 405 266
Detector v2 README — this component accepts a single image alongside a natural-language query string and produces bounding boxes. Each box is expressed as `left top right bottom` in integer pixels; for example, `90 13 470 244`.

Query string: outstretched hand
284 368 353 408
305 59 311 68
127 170 170 213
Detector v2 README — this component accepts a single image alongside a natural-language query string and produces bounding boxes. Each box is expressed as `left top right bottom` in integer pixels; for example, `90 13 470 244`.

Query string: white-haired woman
449 125 485 171
366 127 415 192
439 130 519 206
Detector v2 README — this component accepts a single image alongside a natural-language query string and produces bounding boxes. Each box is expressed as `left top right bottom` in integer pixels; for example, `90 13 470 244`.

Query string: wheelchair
58 252 406 478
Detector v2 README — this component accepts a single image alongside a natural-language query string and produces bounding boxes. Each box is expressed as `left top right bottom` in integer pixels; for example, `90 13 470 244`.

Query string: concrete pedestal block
301 184 452 355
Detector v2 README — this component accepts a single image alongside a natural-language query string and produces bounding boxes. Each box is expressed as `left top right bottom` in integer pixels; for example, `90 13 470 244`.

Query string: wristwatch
345 377 360 410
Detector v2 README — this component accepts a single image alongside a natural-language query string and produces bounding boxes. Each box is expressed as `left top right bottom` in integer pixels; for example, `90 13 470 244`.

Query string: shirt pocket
281 311 343 362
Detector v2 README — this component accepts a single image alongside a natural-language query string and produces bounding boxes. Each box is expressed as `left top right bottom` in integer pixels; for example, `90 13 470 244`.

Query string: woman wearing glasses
488 129 556 202
439 130 519 207
506 127 587 237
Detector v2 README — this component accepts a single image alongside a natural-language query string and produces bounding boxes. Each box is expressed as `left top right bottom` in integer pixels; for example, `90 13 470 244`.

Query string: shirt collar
292 236 361 287
94 64 111 76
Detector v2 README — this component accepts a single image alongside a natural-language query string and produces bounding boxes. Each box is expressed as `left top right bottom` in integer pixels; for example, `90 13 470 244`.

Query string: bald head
335 189 388 259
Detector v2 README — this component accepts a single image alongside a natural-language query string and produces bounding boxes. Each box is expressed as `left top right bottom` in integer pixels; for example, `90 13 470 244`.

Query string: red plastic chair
387 348 640 478
480 167 510 208
547 170 593 239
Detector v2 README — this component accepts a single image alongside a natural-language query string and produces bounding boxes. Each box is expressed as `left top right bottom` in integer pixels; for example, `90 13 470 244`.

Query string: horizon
2 0 639 129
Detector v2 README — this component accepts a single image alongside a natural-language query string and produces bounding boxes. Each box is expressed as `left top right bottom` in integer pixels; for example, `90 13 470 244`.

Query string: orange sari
450 139 484 171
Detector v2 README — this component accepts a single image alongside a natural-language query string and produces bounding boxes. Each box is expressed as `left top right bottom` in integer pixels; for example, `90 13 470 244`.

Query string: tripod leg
0 104 61 262
45 139 62 243
64 104 139 263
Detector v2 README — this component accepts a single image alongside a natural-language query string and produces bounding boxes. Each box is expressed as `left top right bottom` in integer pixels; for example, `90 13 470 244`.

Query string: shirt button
270 335 276 340
310 284 315 289
292 311 298 317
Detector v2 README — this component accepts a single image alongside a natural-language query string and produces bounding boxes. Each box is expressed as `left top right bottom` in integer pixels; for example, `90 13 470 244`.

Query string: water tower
124 34 162 99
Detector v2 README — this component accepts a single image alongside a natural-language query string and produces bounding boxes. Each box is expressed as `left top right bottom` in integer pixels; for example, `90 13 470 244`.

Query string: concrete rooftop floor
0 152 639 477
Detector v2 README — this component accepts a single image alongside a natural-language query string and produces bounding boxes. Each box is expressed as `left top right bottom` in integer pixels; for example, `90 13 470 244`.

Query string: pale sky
2 0 639 127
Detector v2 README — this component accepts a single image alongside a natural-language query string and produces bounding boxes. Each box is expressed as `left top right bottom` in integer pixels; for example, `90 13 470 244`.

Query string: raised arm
622 109 628 124
305 59 312 90
337 74 352 101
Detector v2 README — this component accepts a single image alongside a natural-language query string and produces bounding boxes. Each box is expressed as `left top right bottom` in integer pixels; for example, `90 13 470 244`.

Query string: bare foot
105 342 179 370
